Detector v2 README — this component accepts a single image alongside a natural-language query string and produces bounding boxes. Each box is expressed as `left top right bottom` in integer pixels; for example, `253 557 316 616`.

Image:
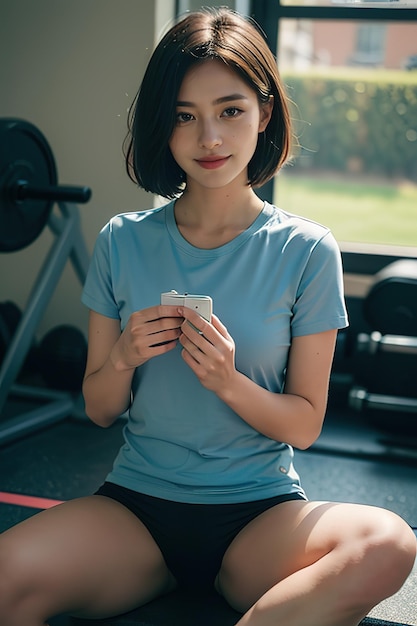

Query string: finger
150 326 182 348
158 304 186 319
181 345 203 370
179 329 205 355
130 313 183 338
178 307 210 337
180 319 209 347
211 314 231 339
180 337 211 370
179 325 219 368
132 305 184 324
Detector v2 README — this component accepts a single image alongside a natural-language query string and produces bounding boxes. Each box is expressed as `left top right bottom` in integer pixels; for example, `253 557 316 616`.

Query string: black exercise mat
50 589 414 626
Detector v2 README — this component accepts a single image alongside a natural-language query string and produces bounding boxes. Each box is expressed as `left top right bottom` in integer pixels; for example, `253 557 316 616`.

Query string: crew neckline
165 200 275 258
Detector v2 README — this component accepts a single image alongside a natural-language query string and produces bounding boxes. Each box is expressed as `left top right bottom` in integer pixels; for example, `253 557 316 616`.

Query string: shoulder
87 204 168 267
104 203 169 236
264 202 330 239
262 202 339 257
92 204 171 253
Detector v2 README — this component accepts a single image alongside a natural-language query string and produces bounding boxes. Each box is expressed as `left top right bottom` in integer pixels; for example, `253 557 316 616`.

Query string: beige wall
0 0 174 340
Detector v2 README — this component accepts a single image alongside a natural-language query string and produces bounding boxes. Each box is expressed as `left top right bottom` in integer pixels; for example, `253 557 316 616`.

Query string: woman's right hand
111 305 184 371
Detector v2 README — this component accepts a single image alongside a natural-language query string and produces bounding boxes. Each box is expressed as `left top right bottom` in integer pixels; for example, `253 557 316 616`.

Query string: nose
198 119 222 150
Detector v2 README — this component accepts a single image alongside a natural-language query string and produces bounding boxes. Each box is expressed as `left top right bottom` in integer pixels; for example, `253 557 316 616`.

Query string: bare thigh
0 495 176 621
217 499 416 613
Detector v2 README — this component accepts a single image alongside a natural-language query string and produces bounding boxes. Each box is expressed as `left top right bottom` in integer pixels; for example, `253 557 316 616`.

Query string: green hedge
282 69 417 180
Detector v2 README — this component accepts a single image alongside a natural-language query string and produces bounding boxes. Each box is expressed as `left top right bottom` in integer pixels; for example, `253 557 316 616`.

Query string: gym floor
1 394 416 626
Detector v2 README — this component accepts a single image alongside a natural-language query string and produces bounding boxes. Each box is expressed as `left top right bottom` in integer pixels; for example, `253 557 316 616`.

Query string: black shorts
94 481 306 590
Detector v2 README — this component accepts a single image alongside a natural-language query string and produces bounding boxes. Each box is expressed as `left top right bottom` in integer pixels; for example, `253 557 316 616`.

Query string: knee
371 510 415 582
0 536 36 622
351 510 416 606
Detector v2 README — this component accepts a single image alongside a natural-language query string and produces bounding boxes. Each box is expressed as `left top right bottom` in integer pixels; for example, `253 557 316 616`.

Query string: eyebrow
176 93 249 107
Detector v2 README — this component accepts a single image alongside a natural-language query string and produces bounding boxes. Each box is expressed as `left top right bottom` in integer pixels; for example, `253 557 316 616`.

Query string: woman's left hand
178 307 236 395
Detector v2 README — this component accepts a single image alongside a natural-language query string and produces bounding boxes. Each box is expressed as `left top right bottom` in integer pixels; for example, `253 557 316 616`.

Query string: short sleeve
291 231 348 337
81 223 120 319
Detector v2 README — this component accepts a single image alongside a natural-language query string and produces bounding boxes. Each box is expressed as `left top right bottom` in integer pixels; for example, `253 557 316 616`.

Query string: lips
195 156 230 170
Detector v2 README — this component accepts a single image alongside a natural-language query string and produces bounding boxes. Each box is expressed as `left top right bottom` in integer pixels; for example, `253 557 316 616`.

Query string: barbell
0 118 91 252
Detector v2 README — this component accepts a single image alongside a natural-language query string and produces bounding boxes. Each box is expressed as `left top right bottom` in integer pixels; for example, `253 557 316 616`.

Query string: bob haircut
124 7 292 199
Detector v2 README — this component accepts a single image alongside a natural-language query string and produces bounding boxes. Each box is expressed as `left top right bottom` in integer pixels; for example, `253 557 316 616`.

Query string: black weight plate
364 260 417 336
0 118 57 252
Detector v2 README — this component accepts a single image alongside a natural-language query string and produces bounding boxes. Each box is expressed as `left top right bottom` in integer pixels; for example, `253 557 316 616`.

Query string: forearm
82 344 136 427
83 306 184 427
217 371 324 449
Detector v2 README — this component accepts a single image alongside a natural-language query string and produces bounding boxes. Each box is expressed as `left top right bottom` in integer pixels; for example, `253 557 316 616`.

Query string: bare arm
217 330 337 449
82 307 183 427
178 308 337 449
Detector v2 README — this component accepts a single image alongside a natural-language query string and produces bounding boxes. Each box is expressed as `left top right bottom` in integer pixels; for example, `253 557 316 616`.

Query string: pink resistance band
0 491 64 509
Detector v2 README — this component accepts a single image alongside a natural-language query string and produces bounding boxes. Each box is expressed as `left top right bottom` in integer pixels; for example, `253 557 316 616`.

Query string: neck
173 184 264 249
176 182 262 226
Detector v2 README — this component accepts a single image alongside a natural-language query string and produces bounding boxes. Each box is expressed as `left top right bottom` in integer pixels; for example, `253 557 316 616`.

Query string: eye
176 111 194 124
222 106 243 118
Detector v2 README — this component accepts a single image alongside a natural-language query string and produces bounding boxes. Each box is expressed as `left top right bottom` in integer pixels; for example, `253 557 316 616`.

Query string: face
169 59 273 192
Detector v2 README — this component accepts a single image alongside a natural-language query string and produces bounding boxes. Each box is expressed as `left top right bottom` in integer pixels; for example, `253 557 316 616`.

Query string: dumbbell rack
0 118 91 445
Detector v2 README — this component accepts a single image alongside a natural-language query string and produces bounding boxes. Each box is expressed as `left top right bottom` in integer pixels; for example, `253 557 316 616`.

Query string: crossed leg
0 495 176 626
217 500 416 626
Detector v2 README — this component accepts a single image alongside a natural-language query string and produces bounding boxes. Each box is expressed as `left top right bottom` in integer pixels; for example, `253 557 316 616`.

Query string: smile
195 156 230 170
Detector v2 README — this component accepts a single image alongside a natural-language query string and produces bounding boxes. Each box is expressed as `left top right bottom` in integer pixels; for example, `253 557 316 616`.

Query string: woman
0 8 415 626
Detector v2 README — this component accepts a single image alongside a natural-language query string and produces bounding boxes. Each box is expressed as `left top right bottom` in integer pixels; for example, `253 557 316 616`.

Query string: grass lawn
274 172 417 247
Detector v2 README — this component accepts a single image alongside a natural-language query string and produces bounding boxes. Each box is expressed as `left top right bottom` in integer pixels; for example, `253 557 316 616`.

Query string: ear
258 95 274 133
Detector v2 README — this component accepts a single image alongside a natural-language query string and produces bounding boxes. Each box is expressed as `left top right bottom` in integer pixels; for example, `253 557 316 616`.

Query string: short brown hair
124 7 292 199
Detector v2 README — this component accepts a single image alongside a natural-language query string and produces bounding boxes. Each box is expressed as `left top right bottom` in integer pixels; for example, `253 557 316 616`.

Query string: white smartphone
161 290 213 321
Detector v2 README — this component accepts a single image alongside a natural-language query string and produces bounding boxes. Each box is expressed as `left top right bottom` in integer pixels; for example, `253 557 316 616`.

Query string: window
253 0 417 248
352 23 387 65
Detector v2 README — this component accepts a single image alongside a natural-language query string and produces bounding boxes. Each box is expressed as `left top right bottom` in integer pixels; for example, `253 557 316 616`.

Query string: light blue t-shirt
82 201 348 503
